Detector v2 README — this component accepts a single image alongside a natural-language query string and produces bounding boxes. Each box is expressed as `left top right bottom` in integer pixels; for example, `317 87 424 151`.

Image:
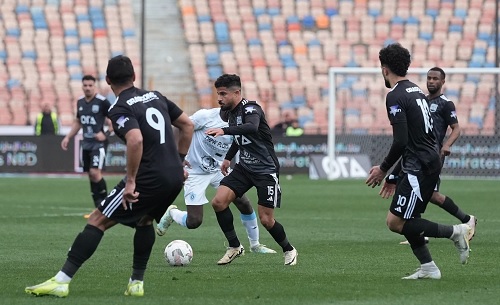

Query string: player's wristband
179 153 186 161
385 174 398 185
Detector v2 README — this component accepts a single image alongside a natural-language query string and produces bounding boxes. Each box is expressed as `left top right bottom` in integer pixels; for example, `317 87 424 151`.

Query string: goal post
326 67 500 180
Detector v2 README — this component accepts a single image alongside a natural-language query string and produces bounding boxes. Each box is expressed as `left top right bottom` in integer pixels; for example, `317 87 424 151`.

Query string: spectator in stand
272 111 295 135
285 120 304 136
35 103 60 136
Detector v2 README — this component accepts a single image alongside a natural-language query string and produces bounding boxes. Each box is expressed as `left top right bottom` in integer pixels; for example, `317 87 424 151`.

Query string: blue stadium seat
65 29 79 37
368 8 380 18
80 37 94 44
391 16 405 25
302 16 316 30
214 22 229 42
219 44 232 53
426 9 439 18
15 5 29 14
22 51 37 60
7 79 21 89
449 24 463 33
77 14 90 22
325 8 338 17
248 38 262 46
123 29 135 37
6 28 21 37
197 15 211 23
208 66 223 80
454 8 467 19
406 16 419 25
65 44 79 52
268 7 281 17
0 50 7 62
253 7 266 17
206 52 220 65
67 58 81 66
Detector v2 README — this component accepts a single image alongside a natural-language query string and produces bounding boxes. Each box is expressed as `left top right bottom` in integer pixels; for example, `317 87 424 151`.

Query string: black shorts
81 147 106 172
434 176 441 192
390 171 440 219
220 163 281 209
98 177 183 227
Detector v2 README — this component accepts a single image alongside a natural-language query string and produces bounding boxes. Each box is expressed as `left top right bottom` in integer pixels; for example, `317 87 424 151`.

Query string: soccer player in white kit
156 108 276 254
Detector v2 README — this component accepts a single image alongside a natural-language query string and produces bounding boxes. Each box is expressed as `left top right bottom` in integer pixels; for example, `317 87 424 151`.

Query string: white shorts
183 171 224 205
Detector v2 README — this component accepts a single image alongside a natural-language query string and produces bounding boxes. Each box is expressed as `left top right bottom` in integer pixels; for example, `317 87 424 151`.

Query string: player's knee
211 196 229 211
233 196 253 214
258 213 274 229
430 192 444 205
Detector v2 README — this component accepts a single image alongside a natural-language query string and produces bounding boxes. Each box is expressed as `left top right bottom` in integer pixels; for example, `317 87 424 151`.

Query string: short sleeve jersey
386 80 441 175
227 99 279 174
107 87 183 190
186 108 233 174
76 94 111 150
428 94 458 148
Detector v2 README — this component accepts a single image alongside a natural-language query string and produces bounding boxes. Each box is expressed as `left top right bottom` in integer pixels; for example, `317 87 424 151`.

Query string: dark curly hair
214 74 241 89
379 43 411 77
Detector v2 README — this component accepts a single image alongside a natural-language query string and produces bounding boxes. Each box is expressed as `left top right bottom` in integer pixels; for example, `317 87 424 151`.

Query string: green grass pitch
1 175 499 305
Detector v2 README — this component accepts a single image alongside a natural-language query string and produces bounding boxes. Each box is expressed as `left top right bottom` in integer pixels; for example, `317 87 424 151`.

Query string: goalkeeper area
326 67 500 180
3 175 499 305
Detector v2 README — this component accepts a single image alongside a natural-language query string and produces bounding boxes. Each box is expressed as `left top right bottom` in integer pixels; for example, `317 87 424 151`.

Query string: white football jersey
186 108 233 174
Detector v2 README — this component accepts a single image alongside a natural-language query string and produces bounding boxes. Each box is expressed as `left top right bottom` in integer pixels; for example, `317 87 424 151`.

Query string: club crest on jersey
429 103 438 112
236 116 242 125
389 105 402 116
244 106 256 114
450 111 457 118
92 105 100 113
116 116 129 129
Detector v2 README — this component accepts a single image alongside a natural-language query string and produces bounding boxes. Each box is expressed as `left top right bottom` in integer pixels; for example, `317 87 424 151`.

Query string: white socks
240 211 260 248
170 208 188 227
55 271 71 283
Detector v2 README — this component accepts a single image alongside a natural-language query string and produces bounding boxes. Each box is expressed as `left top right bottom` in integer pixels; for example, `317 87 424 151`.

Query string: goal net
325 67 500 180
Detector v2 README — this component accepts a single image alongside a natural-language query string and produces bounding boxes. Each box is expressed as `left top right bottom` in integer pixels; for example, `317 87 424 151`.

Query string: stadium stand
0 0 140 126
0 0 497 136
178 0 498 135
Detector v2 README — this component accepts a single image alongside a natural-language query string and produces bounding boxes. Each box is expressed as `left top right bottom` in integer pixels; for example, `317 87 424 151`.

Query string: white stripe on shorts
98 147 106 169
270 173 279 208
103 188 124 217
404 174 423 219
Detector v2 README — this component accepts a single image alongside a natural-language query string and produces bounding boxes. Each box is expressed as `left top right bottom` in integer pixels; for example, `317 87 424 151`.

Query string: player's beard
384 77 391 89
427 86 439 95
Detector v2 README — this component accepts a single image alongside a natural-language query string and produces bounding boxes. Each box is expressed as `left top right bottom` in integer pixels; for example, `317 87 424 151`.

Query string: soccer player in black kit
205 74 297 266
365 44 472 279
61 75 112 213
393 67 476 245
26 55 194 297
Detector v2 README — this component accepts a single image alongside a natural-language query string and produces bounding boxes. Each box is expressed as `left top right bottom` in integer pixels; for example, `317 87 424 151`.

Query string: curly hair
379 43 411 77
214 74 241 89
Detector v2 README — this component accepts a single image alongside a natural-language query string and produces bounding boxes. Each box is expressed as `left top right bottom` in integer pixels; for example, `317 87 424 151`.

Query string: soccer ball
164 240 193 266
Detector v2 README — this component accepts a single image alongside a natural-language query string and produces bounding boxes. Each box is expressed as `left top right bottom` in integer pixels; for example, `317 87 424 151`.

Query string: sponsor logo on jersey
244 106 256 114
125 92 159 106
116 116 129 129
450 111 457 118
405 86 424 94
92 105 100 113
389 105 402 116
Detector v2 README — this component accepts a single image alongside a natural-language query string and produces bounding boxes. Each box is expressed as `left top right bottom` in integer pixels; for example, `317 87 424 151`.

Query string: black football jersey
76 94 111 150
428 94 459 148
108 87 184 190
226 99 279 174
386 80 441 175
